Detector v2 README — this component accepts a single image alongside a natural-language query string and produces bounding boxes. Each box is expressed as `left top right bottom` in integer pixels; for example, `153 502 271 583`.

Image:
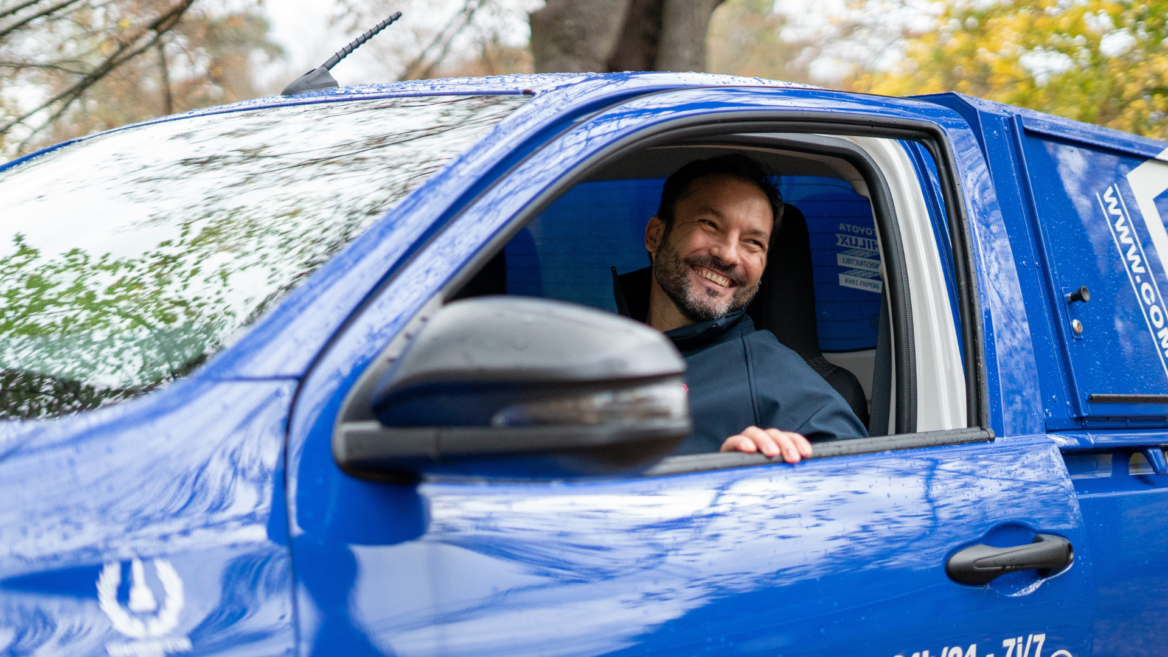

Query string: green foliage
0 95 525 420
854 0 1168 139
0 230 229 418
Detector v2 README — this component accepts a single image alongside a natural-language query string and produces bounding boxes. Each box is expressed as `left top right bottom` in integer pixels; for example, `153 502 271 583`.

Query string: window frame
444 114 986 423
334 109 992 475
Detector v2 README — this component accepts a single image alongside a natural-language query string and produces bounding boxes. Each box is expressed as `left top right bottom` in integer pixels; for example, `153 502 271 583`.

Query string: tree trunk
530 0 724 74
655 0 724 72
529 0 631 73
157 39 173 116
606 0 661 73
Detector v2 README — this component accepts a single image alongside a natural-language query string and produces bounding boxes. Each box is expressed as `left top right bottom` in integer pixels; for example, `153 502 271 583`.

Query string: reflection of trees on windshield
1 232 228 418
0 95 527 420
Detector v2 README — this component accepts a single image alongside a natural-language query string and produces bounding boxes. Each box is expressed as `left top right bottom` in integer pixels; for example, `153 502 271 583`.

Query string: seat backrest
748 204 870 427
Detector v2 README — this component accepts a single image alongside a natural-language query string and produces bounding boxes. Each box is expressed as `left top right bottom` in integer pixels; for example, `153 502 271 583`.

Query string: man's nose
708 232 741 264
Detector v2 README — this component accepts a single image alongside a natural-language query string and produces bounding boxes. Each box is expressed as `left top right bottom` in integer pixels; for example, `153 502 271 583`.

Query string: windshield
0 94 528 420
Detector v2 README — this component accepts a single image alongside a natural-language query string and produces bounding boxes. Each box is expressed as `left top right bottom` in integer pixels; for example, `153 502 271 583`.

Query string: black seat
449 250 507 300
747 204 870 427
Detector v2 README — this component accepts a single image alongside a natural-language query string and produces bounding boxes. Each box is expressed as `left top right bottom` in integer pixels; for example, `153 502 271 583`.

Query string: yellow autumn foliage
852 0 1168 139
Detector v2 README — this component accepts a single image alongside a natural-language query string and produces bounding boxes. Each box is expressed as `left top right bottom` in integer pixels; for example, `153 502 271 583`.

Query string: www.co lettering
1097 185 1168 378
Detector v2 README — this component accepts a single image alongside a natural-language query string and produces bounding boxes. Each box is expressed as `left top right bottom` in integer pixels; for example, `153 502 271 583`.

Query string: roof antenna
281 12 403 96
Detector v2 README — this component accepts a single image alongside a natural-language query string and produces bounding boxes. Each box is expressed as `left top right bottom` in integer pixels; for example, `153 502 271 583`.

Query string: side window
453 135 966 442
1021 132 1168 420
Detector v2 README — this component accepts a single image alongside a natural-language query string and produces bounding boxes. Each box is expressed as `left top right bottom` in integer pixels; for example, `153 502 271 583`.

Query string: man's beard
653 230 761 323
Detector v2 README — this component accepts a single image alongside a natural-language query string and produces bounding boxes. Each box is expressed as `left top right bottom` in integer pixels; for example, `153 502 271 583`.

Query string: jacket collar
612 265 753 353
665 309 752 353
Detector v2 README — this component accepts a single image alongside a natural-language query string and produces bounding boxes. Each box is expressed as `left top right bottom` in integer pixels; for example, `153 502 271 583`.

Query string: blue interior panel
782 177 882 352
506 176 882 352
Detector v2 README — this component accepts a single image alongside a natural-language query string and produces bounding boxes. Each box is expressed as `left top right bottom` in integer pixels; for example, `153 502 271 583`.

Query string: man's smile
693 264 735 289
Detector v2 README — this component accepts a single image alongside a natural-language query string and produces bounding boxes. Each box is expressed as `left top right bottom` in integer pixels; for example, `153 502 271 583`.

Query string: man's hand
721 427 812 464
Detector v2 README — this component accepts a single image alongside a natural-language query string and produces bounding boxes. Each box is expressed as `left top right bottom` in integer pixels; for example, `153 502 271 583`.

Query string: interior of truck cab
450 134 965 438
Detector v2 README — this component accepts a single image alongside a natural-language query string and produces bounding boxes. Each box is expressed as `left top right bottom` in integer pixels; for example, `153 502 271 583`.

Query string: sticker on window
836 225 883 294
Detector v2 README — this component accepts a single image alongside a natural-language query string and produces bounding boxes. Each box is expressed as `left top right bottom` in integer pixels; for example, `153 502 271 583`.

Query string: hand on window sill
721 427 812 464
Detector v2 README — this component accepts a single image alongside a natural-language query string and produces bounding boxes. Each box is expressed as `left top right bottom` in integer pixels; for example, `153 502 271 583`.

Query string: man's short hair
656 154 784 236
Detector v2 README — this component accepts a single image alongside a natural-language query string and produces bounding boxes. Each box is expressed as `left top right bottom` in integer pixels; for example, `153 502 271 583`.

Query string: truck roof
0 72 821 174
6 71 1164 175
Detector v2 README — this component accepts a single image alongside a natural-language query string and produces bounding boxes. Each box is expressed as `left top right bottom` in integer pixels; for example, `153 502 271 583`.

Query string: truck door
287 86 1097 657
1007 112 1168 656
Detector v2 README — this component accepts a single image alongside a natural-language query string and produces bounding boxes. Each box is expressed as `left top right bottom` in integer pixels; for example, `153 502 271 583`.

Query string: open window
450 134 966 438
333 118 988 481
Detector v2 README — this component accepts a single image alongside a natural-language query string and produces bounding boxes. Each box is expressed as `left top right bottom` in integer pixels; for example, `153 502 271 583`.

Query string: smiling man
613 154 868 461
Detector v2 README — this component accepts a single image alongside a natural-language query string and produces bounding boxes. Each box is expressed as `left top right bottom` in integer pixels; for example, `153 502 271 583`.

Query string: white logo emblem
97 558 191 656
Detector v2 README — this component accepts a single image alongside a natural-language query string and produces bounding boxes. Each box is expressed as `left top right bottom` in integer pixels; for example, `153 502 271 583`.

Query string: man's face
646 175 773 323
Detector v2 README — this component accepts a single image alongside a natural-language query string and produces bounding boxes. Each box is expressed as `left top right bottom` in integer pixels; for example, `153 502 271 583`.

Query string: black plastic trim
916 136 986 430
338 420 689 460
1088 394 1168 404
643 427 993 477
336 421 689 483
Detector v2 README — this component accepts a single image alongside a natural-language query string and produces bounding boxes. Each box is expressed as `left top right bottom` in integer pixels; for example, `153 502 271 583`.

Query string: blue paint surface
1022 137 1168 420
6 72 1168 655
0 379 295 655
294 436 1090 656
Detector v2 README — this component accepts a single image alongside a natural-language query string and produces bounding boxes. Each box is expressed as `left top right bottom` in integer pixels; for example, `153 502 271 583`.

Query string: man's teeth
696 267 732 287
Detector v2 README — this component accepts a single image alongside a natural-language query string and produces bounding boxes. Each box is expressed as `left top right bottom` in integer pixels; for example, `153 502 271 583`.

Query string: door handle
946 534 1073 585
1141 447 1168 475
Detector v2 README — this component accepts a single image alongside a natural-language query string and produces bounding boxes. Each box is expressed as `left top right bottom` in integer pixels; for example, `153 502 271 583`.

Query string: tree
706 0 814 84
330 0 536 81
852 0 1168 140
0 0 281 157
330 0 801 82
529 0 726 73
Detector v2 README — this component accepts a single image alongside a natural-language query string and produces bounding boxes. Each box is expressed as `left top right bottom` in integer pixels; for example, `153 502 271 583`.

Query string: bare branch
0 0 86 42
1 0 195 143
156 38 171 116
0 0 53 21
397 0 484 80
416 0 485 79
0 60 88 74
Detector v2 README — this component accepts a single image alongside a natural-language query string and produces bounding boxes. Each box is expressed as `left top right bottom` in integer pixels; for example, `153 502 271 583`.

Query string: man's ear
645 215 665 257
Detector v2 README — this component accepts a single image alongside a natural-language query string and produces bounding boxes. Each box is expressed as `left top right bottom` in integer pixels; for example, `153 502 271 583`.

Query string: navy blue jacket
666 310 868 453
613 267 868 454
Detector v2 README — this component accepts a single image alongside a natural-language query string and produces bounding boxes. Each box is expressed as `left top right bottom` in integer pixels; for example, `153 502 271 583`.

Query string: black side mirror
334 297 690 481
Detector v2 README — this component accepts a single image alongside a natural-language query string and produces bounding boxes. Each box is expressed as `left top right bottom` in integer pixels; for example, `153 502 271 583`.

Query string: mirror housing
334 297 690 480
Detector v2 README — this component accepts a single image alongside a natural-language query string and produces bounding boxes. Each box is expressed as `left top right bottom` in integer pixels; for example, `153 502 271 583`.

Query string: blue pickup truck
1 71 1167 657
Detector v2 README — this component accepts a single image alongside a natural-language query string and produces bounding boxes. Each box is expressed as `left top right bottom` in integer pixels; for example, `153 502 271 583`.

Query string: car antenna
281 12 403 96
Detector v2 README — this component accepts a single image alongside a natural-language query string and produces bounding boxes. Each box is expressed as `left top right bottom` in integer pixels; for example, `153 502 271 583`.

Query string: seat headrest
747 203 821 360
